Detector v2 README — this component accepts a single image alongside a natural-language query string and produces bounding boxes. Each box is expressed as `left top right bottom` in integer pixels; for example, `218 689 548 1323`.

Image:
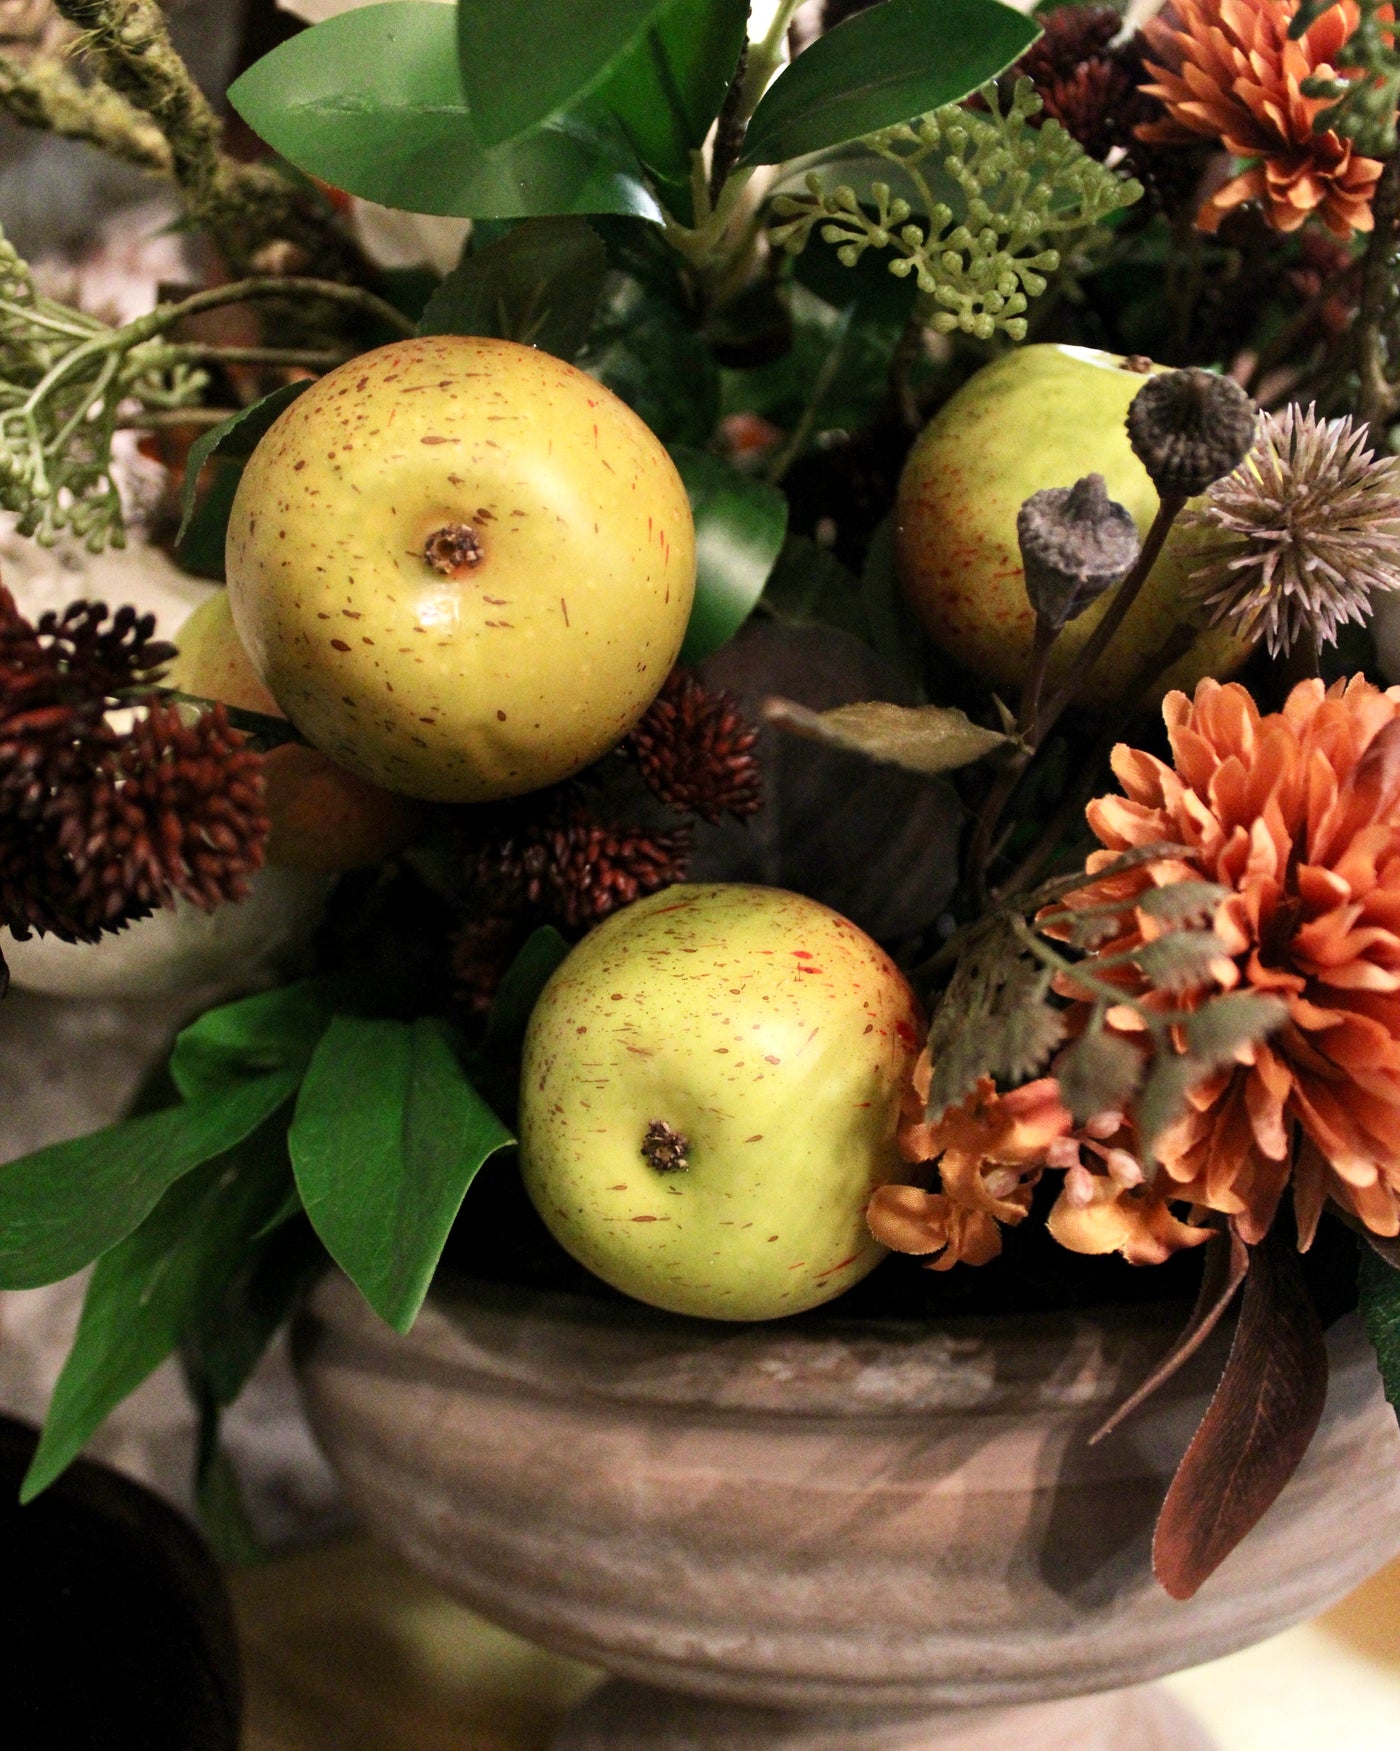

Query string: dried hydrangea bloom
1137 0 1383 236
1055 676 1400 1248
1182 405 1400 658
1045 1111 1212 1263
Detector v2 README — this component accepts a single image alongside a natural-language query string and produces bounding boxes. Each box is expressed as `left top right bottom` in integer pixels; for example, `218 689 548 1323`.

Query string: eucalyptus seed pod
1126 368 1257 499
1016 473 1141 631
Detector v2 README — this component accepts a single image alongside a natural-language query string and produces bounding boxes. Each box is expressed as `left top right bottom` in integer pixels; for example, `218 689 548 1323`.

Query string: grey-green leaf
764 696 1011 776
1056 1025 1143 1125
1184 991 1289 1065
417 218 609 358
21 1117 295 1500
290 1015 514 1333
739 0 1040 167
0 1070 303 1291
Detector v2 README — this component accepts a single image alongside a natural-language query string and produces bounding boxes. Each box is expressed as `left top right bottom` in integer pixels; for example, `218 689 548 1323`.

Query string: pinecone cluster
0 585 268 993
451 667 761 1013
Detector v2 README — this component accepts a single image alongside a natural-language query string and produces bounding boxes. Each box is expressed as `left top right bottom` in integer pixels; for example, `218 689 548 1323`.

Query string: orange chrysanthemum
1058 676 1400 1248
1137 0 1384 237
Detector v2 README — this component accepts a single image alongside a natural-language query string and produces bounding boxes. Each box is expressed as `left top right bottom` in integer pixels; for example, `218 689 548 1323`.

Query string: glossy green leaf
597 0 750 219
228 3 661 221
417 218 609 358
579 269 718 444
671 446 788 663
739 0 1039 166
860 512 928 703
169 980 332 1104
290 1016 514 1332
758 534 871 640
458 0 671 147
1360 1245 1400 1429
0 1070 303 1291
176 381 309 544
21 1117 295 1500
485 926 572 1051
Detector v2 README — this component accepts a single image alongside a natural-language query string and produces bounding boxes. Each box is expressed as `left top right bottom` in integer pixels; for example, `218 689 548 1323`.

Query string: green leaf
0 1071 303 1291
764 697 1011 776
485 926 572 1051
169 980 333 1103
21 1116 295 1500
290 1016 514 1332
596 0 750 220
458 0 678 148
417 218 609 358
739 0 1040 166
671 446 789 663
758 533 871 640
1360 1244 1400 1429
860 513 927 704
176 381 309 545
228 3 661 221
578 262 718 443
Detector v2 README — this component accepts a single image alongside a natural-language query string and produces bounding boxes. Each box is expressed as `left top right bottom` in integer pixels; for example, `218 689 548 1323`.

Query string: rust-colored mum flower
1056 676 1400 1248
1137 0 1384 236
870 1056 1072 1268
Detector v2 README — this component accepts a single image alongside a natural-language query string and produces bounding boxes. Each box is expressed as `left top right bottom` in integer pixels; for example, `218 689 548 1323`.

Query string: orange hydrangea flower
1137 0 1384 237
1057 676 1400 1248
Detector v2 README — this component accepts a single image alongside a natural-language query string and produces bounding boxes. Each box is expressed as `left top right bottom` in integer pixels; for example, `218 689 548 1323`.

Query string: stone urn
295 1272 1400 1749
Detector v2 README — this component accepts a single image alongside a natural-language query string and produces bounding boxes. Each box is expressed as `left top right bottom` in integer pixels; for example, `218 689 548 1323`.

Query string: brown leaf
763 696 1013 776
1152 1220 1328 1600
1092 1223 1248 1445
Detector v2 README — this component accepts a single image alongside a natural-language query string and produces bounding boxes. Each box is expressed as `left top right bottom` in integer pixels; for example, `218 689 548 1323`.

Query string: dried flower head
1136 0 1384 236
1127 369 1258 498
1017 473 1142 629
1181 404 1400 657
624 669 762 823
1056 676 1400 1249
1044 1110 1212 1263
1005 5 1137 160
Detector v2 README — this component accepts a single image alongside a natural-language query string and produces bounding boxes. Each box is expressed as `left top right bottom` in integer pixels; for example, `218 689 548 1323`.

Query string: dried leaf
1129 929 1226 990
763 696 1013 777
1153 1220 1328 1599
1137 880 1230 927
1092 1224 1248 1444
925 917 1065 1121
1056 1024 1142 1124
1184 991 1290 1063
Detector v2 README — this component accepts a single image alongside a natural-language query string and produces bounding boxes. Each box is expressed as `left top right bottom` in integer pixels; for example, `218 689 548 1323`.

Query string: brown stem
1034 493 1188 747
1240 258 1362 397
1017 613 1058 739
1353 152 1400 434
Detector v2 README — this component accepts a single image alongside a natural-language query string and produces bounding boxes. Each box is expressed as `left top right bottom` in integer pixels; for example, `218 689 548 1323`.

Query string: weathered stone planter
296 1272 1400 1749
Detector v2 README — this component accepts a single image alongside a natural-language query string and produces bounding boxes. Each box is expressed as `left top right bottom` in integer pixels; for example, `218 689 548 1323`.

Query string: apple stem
423 524 484 577
642 1120 690 1174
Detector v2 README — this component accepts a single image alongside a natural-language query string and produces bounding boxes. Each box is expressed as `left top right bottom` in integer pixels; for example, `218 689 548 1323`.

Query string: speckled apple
894 344 1253 704
225 335 696 803
518 884 924 1322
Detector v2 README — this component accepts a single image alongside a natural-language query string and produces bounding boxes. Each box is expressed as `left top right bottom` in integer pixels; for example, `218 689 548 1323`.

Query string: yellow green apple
518 884 924 1321
225 334 696 803
894 344 1252 705
165 590 420 872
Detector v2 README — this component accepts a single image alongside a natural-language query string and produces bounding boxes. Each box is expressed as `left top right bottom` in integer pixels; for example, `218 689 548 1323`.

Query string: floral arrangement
4 0 1400 1607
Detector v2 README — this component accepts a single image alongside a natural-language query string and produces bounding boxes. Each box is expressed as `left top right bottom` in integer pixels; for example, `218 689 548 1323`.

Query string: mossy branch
0 48 170 169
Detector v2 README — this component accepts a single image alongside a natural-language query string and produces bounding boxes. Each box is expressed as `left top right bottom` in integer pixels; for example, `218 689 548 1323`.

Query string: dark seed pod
1126 368 1258 499
1016 473 1141 630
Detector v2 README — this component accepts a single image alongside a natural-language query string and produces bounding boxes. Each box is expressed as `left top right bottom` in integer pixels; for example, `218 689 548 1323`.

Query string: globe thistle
1181 405 1400 657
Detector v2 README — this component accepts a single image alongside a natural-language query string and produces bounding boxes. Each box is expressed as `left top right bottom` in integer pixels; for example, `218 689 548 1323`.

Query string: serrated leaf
1153 1220 1328 1599
1360 1244 1400 1428
1183 991 1289 1065
739 0 1039 166
1136 880 1230 927
176 381 309 544
925 917 1065 1121
290 1015 513 1332
1024 841 1192 914
0 1070 303 1291
764 697 1011 777
1136 1051 1209 1157
1056 1025 1142 1125
169 979 332 1103
672 446 789 663
416 217 609 358
229 3 660 221
1129 929 1226 991
21 1115 295 1501
457 0 677 148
